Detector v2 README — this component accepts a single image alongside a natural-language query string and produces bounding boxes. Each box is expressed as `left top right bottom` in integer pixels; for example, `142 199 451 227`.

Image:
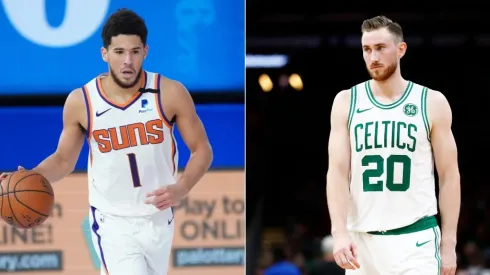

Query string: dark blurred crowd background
246 4 490 275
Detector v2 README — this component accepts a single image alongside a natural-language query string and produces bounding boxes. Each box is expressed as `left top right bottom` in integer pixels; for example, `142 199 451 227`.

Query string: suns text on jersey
92 119 165 153
353 120 417 153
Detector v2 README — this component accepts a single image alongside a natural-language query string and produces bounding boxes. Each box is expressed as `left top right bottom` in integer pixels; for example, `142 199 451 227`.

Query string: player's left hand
144 183 189 210
0 166 25 180
440 241 457 275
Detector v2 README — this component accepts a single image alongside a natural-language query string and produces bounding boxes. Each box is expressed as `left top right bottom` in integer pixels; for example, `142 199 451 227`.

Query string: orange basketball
0 170 54 228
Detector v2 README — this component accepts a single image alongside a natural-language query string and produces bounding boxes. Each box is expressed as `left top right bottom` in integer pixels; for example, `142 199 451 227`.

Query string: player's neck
103 75 141 96
371 74 407 98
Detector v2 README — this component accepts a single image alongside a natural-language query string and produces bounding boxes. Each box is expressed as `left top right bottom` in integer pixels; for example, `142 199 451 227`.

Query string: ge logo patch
403 103 418 117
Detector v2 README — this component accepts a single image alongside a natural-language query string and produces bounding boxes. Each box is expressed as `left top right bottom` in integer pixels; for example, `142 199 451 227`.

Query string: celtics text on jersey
346 80 438 232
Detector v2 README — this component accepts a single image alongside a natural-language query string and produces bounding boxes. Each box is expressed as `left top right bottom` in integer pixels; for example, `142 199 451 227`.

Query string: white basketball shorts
346 225 441 275
89 206 175 275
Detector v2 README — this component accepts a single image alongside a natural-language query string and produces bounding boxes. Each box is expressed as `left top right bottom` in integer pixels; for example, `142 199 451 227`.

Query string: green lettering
385 155 411 191
396 122 407 150
374 122 382 149
382 120 390 148
365 122 373 150
391 121 396 148
407 124 417 152
354 124 363 152
362 155 384 191
362 154 412 192
354 121 418 153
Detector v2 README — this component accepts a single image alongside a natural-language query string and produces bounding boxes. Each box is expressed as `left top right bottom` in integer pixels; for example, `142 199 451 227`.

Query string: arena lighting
289 74 303 91
258 74 273 92
246 54 289 68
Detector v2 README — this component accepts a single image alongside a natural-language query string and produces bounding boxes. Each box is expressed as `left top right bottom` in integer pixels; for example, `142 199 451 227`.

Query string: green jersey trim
347 85 357 130
367 216 437 235
433 227 442 275
421 87 431 141
365 80 414 110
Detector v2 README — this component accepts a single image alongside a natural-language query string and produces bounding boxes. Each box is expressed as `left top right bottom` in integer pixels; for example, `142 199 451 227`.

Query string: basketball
0 170 54 228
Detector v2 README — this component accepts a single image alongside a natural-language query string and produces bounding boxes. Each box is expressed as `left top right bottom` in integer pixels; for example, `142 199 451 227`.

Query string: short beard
367 61 397 81
109 68 143 89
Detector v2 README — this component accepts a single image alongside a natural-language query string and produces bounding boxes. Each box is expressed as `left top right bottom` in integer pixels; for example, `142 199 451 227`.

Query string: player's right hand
0 166 25 180
333 233 361 270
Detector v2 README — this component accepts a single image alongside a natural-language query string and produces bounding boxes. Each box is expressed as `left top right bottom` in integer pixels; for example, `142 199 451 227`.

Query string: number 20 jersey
83 71 178 216
347 80 437 232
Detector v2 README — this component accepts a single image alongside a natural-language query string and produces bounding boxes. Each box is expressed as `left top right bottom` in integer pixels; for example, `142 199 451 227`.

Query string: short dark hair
101 8 148 48
361 15 404 42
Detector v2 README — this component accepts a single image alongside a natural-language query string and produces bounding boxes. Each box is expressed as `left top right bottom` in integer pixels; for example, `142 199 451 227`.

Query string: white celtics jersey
82 71 178 216
347 80 437 232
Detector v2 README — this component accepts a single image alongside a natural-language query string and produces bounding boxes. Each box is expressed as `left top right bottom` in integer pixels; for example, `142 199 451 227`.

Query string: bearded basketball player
326 15 460 275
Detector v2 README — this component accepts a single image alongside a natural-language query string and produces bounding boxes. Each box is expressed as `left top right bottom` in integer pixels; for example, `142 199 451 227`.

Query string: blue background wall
0 104 243 171
0 0 244 94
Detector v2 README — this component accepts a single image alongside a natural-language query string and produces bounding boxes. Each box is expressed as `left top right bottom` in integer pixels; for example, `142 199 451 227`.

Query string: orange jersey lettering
92 119 165 153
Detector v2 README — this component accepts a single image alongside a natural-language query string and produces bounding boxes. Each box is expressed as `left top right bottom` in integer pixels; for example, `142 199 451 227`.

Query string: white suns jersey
82 71 178 216
347 80 437 232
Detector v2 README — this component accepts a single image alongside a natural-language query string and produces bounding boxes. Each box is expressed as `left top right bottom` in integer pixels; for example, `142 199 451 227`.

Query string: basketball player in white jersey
326 16 460 275
0 9 213 275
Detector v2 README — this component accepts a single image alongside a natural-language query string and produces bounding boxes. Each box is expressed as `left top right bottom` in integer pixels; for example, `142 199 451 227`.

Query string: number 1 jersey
83 71 178 216
347 80 437 232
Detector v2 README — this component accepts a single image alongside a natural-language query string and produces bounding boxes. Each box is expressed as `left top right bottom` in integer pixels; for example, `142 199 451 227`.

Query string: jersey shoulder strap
347 81 370 130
